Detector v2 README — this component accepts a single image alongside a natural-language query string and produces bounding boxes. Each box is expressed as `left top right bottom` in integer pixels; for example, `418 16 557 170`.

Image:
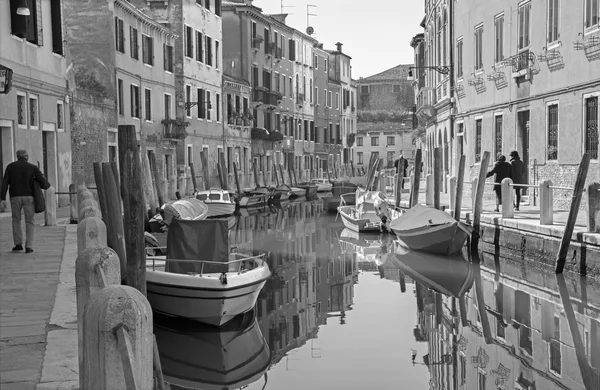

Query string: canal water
154 199 600 390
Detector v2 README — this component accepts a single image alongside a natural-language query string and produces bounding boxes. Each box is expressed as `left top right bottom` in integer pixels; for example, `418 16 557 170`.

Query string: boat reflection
154 310 270 390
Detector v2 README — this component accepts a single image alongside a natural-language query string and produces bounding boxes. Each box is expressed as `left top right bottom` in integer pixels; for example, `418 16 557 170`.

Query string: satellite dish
306 26 314 35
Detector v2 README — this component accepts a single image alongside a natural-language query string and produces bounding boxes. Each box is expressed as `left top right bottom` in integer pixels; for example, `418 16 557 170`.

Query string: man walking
0 150 50 253
509 151 525 211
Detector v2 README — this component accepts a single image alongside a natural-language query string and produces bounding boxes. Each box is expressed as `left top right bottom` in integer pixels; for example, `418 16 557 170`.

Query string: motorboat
311 178 333 192
272 184 292 201
387 242 474 297
337 189 403 233
148 198 209 232
388 204 473 256
146 218 271 326
154 309 271 390
236 187 270 208
195 188 237 217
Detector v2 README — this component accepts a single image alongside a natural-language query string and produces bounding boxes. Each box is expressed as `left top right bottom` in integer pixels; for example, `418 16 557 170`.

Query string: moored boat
195 188 237 217
295 183 318 199
272 184 292 201
310 178 333 192
337 190 403 233
237 187 270 208
388 204 472 256
146 218 271 326
148 198 209 232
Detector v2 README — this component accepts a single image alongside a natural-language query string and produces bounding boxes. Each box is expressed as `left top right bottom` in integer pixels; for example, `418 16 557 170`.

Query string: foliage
346 133 356 147
357 109 411 123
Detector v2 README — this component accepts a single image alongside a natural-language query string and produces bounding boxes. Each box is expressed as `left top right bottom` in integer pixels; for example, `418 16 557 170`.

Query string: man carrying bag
0 150 51 253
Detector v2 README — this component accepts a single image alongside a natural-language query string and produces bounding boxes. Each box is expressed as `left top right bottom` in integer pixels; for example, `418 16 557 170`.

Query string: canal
154 199 600 390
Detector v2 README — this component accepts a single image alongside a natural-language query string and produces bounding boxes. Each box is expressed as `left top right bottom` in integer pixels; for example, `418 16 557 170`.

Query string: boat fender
219 272 228 285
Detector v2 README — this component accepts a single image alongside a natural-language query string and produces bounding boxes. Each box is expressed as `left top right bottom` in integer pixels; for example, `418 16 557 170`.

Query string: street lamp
17 0 30 15
407 66 451 81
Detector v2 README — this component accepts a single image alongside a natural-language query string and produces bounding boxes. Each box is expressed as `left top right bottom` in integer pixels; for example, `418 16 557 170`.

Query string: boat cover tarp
166 218 229 274
161 198 207 225
389 204 456 232
356 189 386 213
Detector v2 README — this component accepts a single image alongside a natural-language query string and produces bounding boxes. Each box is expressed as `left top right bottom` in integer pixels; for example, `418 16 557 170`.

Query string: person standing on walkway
509 151 525 211
0 150 50 253
486 153 512 212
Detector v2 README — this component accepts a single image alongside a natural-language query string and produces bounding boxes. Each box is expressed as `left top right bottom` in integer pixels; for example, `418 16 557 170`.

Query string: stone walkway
0 207 75 390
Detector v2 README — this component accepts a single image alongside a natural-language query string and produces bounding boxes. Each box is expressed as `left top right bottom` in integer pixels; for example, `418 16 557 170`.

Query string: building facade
415 0 600 205
223 74 252 177
1 0 71 206
355 65 416 169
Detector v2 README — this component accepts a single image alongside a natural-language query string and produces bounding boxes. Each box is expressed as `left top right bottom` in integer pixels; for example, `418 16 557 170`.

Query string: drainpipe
449 0 456 178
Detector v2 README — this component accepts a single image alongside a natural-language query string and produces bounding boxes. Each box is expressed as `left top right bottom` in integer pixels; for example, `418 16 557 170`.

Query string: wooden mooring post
589 182 600 233
279 164 286 186
199 150 211 191
219 152 229 191
147 150 165 207
471 151 491 253
453 155 466 221
395 157 404 208
216 154 226 190
273 164 280 187
253 162 261 188
100 162 127 280
189 163 198 193
555 153 590 274
433 147 442 210
233 162 242 194
410 149 422 208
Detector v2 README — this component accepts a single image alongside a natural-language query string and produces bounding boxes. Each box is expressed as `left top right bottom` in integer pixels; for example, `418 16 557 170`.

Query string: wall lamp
17 0 30 15
407 66 451 81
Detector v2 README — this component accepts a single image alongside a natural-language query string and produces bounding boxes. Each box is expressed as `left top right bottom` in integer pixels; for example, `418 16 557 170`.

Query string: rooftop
358 64 413 83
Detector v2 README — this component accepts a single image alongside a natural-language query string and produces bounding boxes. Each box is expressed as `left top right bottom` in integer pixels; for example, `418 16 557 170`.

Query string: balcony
253 88 282 106
161 118 188 140
265 42 277 56
227 116 252 128
251 35 263 51
314 143 329 154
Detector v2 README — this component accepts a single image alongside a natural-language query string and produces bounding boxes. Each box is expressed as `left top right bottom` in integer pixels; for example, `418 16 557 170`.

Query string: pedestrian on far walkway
509 150 525 211
486 153 512 212
0 150 51 253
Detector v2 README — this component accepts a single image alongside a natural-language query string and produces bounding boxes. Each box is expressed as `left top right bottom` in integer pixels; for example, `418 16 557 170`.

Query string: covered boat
337 189 402 233
237 187 270 208
160 198 209 225
389 204 472 256
195 188 237 217
154 310 270 390
272 184 292 201
388 243 474 297
146 218 271 326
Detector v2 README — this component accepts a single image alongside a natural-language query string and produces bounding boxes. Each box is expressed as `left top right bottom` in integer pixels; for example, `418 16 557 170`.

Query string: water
155 199 600 390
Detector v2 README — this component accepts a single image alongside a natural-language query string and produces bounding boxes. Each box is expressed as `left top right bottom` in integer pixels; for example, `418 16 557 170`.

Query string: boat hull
147 269 269 326
337 206 383 233
393 223 468 256
205 202 237 218
238 194 267 208
323 196 355 213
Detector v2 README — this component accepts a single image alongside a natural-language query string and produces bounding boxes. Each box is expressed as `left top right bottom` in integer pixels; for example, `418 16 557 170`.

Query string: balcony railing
253 88 282 106
161 119 188 140
416 87 436 109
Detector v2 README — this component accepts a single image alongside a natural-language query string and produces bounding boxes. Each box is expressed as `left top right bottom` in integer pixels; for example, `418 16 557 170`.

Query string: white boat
289 186 306 199
337 189 403 233
311 178 333 192
146 218 271 327
195 188 237 217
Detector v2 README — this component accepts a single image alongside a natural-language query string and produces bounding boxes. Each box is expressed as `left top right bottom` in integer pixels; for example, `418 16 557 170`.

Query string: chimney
335 42 343 52
318 43 323 49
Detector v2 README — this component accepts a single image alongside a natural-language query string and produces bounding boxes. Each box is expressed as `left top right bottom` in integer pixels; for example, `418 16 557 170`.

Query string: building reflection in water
406 244 600 390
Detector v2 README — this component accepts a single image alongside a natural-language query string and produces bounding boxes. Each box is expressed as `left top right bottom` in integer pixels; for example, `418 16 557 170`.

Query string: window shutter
130 85 134 117
115 17 119 50
36 0 43 45
163 43 167 69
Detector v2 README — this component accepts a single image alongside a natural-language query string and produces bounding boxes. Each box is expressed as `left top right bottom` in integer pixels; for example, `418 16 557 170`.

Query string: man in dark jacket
509 150 525 210
0 150 50 253
486 153 512 212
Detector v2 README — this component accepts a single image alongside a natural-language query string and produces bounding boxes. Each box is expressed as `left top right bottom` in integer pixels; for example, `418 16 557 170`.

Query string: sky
253 0 425 79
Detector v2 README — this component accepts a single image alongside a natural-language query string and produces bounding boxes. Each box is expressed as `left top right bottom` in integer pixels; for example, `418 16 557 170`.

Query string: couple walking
486 151 525 212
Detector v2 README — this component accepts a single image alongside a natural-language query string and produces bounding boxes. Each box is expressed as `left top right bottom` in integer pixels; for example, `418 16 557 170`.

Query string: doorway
42 129 57 187
517 110 530 194
0 126 12 185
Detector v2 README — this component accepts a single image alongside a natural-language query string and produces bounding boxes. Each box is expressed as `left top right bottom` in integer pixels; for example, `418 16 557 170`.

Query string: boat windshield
209 193 221 200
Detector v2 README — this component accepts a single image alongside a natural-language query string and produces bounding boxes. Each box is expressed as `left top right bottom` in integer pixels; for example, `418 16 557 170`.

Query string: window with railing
475 119 482 162
585 96 599 159
547 103 559 160
584 0 600 30
474 25 484 71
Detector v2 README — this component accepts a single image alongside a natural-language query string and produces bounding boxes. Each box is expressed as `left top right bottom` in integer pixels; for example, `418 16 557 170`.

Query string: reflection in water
156 199 600 389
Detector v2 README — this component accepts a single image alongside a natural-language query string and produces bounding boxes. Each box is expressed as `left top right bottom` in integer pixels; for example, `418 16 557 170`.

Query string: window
328 91 332 108
215 41 220 69
205 36 213 66
206 91 212 120
474 24 484 71
50 0 63 55
130 85 140 118
205 0 210 11
144 88 152 121
197 88 205 118
115 17 125 53
57 100 64 131
518 2 531 50
495 14 504 63
215 0 221 16
547 0 560 43
357 152 363 164
142 35 153 65
387 136 395 146
495 115 503 158
314 54 318 68
549 316 562 375
164 94 172 119
584 96 599 159
477 370 486 390
164 44 173 72
10 0 42 44
17 93 27 126
187 145 193 166
118 79 124 115
185 25 193 58
216 93 220 121
357 137 363 146
547 103 559 160
186 85 192 117
289 39 296 61
456 38 463 78
196 31 204 62
371 136 379 146
29 94 38 129
264 28 271 55
336 93 339 109
585 0 599 29
475 119 482 162
130 27 139 60
315 87 318 105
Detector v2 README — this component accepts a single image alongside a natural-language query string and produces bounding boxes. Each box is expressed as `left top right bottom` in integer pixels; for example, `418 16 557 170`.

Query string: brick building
1 0 72 206
414 0 600 206
63 0 177 199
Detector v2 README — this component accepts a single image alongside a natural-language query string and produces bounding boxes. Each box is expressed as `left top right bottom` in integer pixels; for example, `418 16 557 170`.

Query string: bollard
80 205 102 220
79 198 100 221
77 217 108 255
471 177 478 211
425 174 434 206
540 180 554 225
501 178 514 218
83 285 153 390
448 177 457 214
76 247 121 387
44 186 57 226
588 183 600 233
69 183 78 224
